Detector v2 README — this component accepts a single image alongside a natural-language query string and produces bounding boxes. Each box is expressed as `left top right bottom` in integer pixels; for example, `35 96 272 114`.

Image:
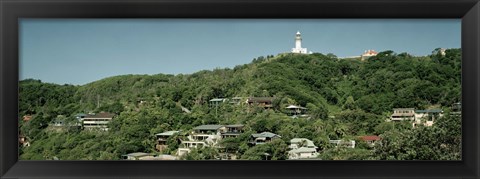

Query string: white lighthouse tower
291 31 308 54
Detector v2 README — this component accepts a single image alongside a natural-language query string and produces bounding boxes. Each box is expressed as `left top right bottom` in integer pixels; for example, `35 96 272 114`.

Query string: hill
18 49 462 160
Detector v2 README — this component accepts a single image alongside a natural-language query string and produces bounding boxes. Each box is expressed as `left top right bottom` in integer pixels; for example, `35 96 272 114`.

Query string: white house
288 147 319 159
288 138 319 159
82 112 115 131
413 109 443 127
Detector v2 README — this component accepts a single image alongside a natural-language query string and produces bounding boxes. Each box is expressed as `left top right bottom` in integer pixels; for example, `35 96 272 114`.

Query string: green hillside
19 49 461 160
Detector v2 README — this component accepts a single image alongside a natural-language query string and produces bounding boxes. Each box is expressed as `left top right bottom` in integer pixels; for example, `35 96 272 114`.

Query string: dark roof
247 97 275 103
225 124 244 128
84 112 115 119
75 113 87 117
193 124 224 130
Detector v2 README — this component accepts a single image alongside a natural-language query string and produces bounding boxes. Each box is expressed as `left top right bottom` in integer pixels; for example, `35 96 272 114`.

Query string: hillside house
361 49 378 60
358 135 381 146
289 138 317 149
250 132 281 145
221 124 244 138
451 102 461 116
390 108 415 121
155 130 180 152
177 141 207 156
285 105 308 116
19 135 30 147
288 147 319 160
22 115 32 121
229 97 243 105
190 124 225 144
246 97 275 109
413 109 443 127
209 98 227 107
82 112 115 131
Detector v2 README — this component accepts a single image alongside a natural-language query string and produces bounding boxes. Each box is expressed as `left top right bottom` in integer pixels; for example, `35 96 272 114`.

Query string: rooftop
252 132 280 138
209 98 226 102
286 105 307 109
290 138 316 147
84 112 115 119
415 109 443 113
359 135 381 141
193 124 224 131
225 124 244 128
155 131 180 136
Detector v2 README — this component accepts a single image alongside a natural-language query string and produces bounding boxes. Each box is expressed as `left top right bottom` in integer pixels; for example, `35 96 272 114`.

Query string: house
209 98 227 107
229 97 243 105
289 138 317 149
246 97 275 109
121 152 155 160
190 124 225 144
413 109 443 127
288 138 319 159
390 108 415 121
19 135 30 147
155 130 180 152
358 135 381 146
48 115 82 132
361 49 378 60
451 102 461 116
51 118 65 127
288 147 319 160
250 132 281 145
82 112 115 131
22 115 32 121
285 105 308 116
177 141 207 156
329 140 356 148
221 124 244 138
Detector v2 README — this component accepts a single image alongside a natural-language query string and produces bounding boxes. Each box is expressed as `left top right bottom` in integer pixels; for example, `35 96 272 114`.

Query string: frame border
1 0 479 178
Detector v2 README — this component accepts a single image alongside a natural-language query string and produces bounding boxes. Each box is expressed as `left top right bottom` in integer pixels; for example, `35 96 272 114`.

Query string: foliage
19 48 461 160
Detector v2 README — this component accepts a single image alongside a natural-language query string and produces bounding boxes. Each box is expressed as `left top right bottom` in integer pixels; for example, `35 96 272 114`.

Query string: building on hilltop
291 31 309 54
361 49 378 60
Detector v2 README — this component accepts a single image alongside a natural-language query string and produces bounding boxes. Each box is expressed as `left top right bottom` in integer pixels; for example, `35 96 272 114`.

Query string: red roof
359 135 381 141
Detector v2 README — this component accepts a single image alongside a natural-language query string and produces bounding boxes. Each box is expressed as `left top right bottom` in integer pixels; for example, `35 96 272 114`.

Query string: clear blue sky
20 19 460 85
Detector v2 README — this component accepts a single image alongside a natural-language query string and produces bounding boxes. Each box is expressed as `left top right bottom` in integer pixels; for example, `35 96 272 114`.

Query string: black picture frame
1 0 479 178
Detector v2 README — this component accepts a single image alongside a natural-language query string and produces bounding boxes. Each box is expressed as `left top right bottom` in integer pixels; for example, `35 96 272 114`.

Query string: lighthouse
291 31 308 54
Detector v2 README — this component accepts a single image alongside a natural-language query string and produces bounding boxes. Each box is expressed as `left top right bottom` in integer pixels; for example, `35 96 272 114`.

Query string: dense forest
19 48 461 160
